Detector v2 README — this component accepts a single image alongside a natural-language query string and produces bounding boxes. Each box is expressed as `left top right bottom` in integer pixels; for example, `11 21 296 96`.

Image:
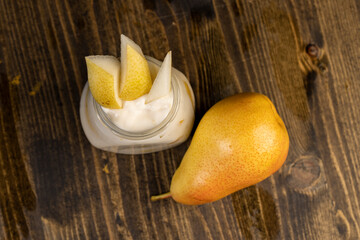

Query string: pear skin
152 93 289 205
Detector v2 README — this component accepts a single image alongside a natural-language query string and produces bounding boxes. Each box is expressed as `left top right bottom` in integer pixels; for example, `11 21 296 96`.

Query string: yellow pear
151 93 289 205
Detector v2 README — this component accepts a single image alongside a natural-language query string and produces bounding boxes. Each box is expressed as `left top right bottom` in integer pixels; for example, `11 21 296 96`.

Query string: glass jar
79 56 195 154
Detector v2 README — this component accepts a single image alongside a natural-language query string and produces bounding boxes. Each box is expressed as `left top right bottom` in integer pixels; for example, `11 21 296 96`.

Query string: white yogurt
102 91 173 132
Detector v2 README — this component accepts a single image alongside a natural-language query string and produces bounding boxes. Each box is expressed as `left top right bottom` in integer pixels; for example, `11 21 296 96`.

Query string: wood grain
0 0 360 239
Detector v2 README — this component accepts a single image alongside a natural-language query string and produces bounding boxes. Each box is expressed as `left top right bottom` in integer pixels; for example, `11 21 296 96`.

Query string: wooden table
1 0 359 239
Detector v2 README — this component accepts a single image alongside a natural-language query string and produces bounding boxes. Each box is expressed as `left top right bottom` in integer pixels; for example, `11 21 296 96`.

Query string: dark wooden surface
0 0 359 239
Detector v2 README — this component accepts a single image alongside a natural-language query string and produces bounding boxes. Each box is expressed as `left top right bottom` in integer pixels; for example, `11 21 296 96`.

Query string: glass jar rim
94 56 180 140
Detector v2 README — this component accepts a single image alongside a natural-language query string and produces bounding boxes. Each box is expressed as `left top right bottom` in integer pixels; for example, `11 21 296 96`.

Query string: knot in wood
305 44 319 59
286 156 322 190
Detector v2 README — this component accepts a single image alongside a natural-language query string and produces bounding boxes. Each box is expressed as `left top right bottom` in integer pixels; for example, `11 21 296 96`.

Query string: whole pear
152 93 289 205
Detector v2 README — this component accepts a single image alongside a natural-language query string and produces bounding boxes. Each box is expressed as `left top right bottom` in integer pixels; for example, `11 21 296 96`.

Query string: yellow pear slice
119 34 152 101
146 51 172 103
85 55 122 109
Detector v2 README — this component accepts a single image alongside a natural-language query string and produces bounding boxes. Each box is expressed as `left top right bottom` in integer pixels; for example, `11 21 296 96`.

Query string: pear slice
120 34 152 101
146 51 172 103
85 55 122 109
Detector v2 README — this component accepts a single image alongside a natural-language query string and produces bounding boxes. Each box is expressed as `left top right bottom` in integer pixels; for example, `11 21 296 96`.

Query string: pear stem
151 192 172 202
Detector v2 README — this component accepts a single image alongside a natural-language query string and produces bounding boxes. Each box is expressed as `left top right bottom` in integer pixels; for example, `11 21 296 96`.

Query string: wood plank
0 0 359 239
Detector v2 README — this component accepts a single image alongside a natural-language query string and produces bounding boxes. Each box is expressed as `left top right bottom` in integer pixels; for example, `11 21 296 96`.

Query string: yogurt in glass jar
80 56 195 154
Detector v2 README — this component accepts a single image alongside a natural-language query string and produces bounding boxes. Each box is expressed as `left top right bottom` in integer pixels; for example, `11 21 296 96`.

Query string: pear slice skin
85 55 122 109
119 34 152 101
